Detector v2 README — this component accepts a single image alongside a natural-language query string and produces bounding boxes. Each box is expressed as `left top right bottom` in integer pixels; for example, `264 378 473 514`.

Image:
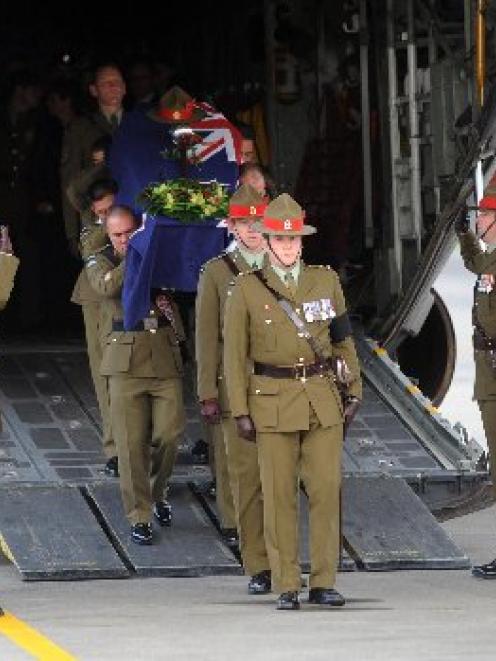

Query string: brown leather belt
253 360 331 380
112 318 170 332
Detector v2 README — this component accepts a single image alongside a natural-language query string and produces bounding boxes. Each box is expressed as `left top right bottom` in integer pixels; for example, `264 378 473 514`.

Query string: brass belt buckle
294 363 307 382
143 317 159 332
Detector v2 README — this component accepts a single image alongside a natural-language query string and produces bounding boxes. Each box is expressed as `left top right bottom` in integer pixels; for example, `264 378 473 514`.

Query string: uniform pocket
100 333 134 374
248 377 279 429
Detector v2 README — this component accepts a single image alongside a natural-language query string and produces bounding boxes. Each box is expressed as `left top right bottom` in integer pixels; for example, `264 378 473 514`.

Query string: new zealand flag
109 104 241 329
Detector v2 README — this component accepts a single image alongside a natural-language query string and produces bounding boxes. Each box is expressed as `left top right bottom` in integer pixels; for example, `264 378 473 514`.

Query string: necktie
109 113 119 131
285 272 297 297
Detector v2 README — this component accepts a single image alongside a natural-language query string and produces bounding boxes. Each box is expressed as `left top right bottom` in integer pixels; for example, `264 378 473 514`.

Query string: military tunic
0 252 19 433
459 230 496 491
87 246 185 524
224 262 362 593
72 223 115 457
60 116 103 250
196 248 269 575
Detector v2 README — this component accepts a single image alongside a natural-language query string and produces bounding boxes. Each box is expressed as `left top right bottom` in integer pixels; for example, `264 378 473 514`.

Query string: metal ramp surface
0 484 129 580
87 482 242 577
0 346 482 579
342 475 470 569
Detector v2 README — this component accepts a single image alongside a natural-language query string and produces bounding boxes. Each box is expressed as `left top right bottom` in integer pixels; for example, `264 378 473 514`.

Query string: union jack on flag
189 102 243 165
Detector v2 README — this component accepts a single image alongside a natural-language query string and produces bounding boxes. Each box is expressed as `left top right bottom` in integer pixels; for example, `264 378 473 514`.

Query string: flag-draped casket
109 104 241 329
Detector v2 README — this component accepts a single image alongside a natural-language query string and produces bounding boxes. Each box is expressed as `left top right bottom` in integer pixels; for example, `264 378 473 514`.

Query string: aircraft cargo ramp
0 340 485 580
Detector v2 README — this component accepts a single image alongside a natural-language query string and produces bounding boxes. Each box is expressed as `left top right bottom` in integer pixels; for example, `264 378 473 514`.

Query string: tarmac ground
1 502 495 661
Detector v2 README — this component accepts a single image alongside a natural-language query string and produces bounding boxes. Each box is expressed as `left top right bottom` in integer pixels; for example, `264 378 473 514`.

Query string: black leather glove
200 398 221 425
235 415 256 442
454 211 470 235
343 396 361 432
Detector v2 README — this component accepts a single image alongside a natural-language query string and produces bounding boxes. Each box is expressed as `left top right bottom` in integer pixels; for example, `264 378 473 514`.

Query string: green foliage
137 179 229 223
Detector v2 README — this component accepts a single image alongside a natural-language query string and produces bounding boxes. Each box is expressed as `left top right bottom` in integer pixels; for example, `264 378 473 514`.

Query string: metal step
0 484 129 581
86 482 242 577
342 475 470 570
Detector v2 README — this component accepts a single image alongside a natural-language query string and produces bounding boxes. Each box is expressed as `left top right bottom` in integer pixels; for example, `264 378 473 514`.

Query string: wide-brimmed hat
228 185 267 221
252 193 316 236
478 196 496 212
149 85 206 124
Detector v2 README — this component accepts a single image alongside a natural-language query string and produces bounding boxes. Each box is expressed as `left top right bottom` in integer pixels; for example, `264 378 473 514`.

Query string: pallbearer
224 193 362 610
196 184 271 593
87 206 185 545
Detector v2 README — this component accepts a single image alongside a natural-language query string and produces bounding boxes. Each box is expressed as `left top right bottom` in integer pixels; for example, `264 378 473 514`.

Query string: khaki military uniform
459 230 496 491
60 116 103 249
0 253 19 312
0 252 19 432
86 246 185 524
196 248 269 575
72 223 114 457
224 262 362 593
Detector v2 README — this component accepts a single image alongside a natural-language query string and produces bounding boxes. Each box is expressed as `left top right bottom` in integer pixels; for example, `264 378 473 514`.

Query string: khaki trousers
211 422 236 528
109 375 184 524
222 416 269 575
478 400 496 495
82 302 115 458
257 406 343 593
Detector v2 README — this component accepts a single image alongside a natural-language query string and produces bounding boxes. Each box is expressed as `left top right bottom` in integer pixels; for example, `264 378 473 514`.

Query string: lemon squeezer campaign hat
252 193 316 236
478 196 496 212
228 184 267 221
149 85 206 124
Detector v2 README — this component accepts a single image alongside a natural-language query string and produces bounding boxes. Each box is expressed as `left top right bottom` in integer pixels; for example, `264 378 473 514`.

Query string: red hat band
158 99 197 121
264 217 304 232
229 203 267 218
479 196 496 211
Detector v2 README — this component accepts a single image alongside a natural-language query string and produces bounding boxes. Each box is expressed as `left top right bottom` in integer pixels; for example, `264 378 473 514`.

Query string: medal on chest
302 298 336 322
477 274 495 294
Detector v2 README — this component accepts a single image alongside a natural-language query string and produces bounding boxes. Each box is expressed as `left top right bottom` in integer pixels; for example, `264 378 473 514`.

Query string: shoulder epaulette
202 253 225 268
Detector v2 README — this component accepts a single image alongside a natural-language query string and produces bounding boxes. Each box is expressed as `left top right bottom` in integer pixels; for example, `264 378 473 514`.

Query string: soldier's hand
201 398 221 425
235 415 256 442
343 396 361 432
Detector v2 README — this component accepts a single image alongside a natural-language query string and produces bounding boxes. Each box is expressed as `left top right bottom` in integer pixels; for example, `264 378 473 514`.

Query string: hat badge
284 219 292 230
249 205 257 215
172 110 181 120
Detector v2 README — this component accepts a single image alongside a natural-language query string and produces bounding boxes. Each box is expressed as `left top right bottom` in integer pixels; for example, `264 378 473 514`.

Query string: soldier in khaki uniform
224 194 362 610
70 170 119 474
87 206 185 545
0 227 19 433
457 193 496 579
196 185 271 592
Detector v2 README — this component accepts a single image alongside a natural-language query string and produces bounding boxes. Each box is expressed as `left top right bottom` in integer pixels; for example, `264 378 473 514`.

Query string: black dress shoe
191 439 209 464
153 500 172 527
103 456 119 478
308 588 346 606
131 523 153 545
221 527 239 549
248 570 272 594
276 591 300 610
472 558 496 579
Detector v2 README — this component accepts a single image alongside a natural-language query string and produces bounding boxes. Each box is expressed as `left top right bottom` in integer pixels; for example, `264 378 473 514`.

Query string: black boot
308 588 345 606
248 570 271 595
131 523 153 545
472 558 496 579
103 456 119 478
276 591 300 610
153 500 172 527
